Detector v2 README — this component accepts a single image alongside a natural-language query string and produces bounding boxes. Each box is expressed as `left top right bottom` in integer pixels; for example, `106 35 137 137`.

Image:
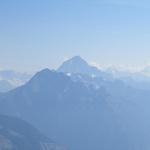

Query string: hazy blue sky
1 0 150 71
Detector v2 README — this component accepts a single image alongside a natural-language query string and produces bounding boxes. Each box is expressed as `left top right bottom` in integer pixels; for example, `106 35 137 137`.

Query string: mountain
58 56 111 79
60 67 150 150
1 68 150 149
0 114 65 150
0 69 107 112
58 56 150 91
0 69 129 150
0 70 31 92
58 57 141 98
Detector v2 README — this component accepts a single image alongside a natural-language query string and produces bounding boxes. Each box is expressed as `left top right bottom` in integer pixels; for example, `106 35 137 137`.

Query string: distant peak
33 68 54 79
58 56 104 76
58 56 92 74
70 56 86 62
71 56 83 60
64 56 88 66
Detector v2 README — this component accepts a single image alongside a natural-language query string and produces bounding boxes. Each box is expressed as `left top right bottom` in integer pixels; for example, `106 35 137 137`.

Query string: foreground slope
0 114 65 150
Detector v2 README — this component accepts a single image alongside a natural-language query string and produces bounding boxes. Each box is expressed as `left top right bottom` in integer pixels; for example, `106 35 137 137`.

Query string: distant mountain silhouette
0 70 31 92
0 70 30 81
0 114 65 150
58 56 111 79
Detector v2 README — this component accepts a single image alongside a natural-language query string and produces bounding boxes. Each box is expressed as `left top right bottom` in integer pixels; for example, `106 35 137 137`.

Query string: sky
1 0 150 72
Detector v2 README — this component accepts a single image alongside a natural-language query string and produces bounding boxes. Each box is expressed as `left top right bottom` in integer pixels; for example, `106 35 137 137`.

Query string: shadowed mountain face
0 69 108 113
0 69 128 150
58 56 111 79
0 115 64 150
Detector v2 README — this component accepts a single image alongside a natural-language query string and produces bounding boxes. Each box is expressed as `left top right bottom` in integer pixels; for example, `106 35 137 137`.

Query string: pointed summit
27 68 70 91
58 56 89 74
69 56 88 64
63 56 88 67
58 56 103 76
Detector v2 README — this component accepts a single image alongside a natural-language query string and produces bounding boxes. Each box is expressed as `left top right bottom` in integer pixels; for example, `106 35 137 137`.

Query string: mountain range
0 70 31 92
1 56 150 149
1 56 150 92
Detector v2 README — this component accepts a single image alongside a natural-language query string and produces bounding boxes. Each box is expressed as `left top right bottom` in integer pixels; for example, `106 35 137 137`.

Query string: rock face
0 114 66 150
